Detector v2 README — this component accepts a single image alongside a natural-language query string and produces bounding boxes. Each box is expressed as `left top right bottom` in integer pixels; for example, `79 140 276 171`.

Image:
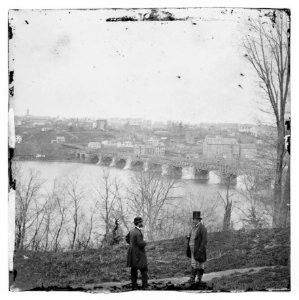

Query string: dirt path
79 265 276 292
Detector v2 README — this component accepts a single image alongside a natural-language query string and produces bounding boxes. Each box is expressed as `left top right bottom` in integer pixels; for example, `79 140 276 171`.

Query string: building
87 142 102 149
56 136 66 143
102 140 118 147
203 136 239 159
134 145 154 156
96 119 108 130
238 124 258 137
147 137 160 146
122 141 134 148
134 144 165 156
41 127 52 132
155 144 166 156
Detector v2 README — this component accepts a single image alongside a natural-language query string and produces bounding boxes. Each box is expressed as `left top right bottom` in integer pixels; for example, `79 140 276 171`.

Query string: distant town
14 109 276 166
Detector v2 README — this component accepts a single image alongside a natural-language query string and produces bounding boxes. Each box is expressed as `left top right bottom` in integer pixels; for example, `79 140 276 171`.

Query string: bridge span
68 146 272 183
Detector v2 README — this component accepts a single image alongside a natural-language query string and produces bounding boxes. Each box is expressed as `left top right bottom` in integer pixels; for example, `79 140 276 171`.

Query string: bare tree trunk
15 221 22 249
54 219 63 252
44 214 51 251
53 185 67 252
71 211 78 250
105 210 109 244
217 174 234 231
84 214 94 250
272 126 285 227
223 200 233 231
66 176 84 251
20 218 26 249
280 155 290 227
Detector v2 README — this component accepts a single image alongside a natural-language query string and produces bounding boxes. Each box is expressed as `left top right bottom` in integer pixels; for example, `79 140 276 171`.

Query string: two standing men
126 212 207 289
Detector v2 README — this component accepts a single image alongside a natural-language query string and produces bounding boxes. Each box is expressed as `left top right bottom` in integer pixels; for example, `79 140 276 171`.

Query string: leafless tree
154 208 177 240
169 191 222 237
65 175 85 250
216 173 236 231
15 168 45 249
93 169 121 244
113 183 131 233
75 203 98 250
127 170 178 241
51 181 69 252
28 197 48 251
235 175 272 229
243 10 290 227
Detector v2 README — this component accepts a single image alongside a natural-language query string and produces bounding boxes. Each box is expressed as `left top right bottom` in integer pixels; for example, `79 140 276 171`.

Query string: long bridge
62 143 272 183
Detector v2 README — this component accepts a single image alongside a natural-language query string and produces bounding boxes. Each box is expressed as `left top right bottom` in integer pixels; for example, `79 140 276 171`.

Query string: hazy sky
10 8 269 124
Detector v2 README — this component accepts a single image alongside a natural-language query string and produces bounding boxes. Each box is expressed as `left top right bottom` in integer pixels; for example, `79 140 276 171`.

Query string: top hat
134 217 143 225
193 211 202 220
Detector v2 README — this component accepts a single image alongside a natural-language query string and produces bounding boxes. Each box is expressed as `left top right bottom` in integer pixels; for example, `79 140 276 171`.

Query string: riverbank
12 227 290 292
13 156 94 164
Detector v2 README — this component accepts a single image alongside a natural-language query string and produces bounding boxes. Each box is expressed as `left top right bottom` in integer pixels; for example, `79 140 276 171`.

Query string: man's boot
196 268 204 283
9 269 17 290
188 267 197 283
141 268 149 289
131 268 138 289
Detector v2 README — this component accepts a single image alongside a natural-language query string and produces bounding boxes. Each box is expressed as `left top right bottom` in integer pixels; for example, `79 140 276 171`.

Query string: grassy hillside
13 227 290 291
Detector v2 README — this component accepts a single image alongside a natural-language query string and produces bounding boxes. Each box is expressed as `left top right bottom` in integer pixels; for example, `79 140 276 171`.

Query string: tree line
14 161 280 252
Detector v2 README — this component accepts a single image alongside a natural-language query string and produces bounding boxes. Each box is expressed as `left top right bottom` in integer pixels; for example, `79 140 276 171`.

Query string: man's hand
125 233 130 244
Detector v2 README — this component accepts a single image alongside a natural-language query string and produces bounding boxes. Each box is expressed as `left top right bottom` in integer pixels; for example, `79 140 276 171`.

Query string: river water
17 161 247 213
15 161 249 246
16 161 247 203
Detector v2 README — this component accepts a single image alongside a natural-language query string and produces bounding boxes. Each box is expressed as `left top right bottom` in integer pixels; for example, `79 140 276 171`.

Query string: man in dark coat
186 211 207 283
126 217 148 289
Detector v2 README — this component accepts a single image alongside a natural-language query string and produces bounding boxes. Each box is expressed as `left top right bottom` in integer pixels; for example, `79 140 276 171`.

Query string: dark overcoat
186 223 208 263
126 227 147 269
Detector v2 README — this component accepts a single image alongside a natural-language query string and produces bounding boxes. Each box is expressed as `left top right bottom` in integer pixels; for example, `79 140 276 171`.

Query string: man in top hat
186 211 207 283
126 217 148 289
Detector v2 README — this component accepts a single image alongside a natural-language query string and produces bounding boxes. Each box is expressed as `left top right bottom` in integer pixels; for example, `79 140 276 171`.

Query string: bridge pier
96 155 102 165
109 157 117 167
143 161 149 172
124 157 132 170
182 166 195 180
131 160 143 170
161 164 170 176
195 169 209 180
